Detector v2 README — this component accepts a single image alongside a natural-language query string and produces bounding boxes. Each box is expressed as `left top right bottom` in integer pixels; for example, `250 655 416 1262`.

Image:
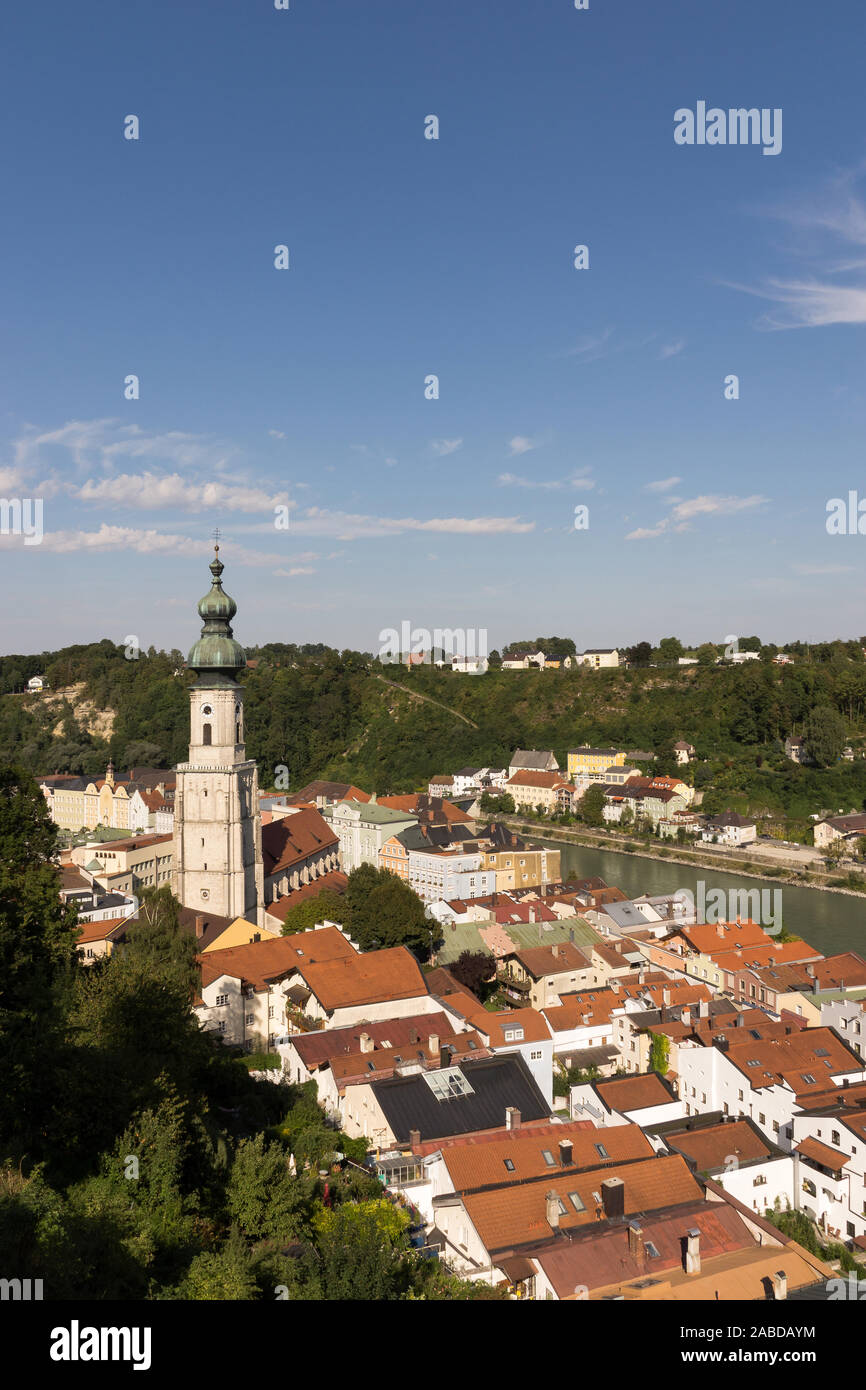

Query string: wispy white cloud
508 436 541 456
431 438 463 456
659 340 685 359
293 507 534 539
565 328 615 362
268 429 286 439
670 494 767 521
732 171 866 328
627 493 767 540
15 419 241 475
564 327 657 364
497 471 594 492
626 522 670 541
644 476 681 493
11 524 308 570
74 471 289 514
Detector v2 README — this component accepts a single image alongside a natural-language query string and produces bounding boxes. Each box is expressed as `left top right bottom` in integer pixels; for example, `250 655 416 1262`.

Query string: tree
624 642 652 667
804 705 847 768
579 784 607 827
696 643 717 667
180 1227 261 1300
449 951 494 999
0 767 79 1162
653 738 678 777
657 637 684 663
280 890 348 936
310 1199 412 1300
226 1134 312 1243
346 866 431 956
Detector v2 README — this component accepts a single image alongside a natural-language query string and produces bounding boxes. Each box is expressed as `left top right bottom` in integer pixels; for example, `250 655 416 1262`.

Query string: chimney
439 1044 452 1069
546 1191 561 1230
681 1007 691 1027
428 1033 439 1056
699 998 709 1018
628 1221 645 1264
359 1032 374 1053
505 1106 521 1130
529 906 536 924
684 1228 701 1275
559 1139 574 1167
716 923 725 938
195 914 206 939
638 966 646 985
662 989 670 1006
601 1176 625 1219
736 1012 745 1028
409 1128 421 1148
771 1270 788 1301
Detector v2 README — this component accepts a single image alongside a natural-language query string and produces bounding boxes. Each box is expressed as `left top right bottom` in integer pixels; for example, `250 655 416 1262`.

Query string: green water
542 839 866 958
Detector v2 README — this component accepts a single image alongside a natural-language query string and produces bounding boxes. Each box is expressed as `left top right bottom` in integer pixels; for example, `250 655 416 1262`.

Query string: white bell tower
173 543 264 926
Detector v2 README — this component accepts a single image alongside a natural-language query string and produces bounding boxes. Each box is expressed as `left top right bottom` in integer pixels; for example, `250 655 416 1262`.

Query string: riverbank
500 815 866 900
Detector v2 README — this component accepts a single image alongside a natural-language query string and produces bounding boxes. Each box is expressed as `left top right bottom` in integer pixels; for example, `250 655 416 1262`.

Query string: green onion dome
187 546 247 686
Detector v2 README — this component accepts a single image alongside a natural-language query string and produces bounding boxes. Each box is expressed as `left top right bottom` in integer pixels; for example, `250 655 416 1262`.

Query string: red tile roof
199 926 356 992
442 1122 654 1192
294 946 429 1012
261 808 338 877
461 1153 702 1254
795 1137 852 1170
288 1012 459 1068
264 871 348 922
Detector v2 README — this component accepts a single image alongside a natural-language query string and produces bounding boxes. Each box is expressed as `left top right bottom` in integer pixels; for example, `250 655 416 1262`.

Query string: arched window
202 723 212 746
236 721 241 742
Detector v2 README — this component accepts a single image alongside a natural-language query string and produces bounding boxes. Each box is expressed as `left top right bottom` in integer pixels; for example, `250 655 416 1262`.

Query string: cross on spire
212 526 221 553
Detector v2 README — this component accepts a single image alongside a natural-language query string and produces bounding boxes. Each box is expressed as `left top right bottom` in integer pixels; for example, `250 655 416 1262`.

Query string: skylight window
802 1074 816 1085
595 1143 610 1158
503 1158 515 1172
423 1066 474 1101
569 1191 585 1212
814 1048 829 1057
645 1241 661 1259
542 1149 556 1166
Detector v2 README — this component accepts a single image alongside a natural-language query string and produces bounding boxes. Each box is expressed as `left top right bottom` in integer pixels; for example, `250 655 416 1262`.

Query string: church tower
173 545 264 925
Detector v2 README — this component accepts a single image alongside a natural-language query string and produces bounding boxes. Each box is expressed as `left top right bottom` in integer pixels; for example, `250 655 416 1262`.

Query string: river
539 838 866 959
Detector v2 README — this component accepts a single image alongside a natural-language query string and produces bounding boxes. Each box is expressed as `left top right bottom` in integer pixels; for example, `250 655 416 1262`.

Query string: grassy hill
5 639 866 819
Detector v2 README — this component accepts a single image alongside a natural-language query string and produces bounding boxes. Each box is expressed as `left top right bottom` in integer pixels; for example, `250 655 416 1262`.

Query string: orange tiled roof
77 916 129 944
264 871 348 921
795 1136 852 1170
664 1120 773 1170
294 945 429 1011
445 1001 551 1046
594 1071 677 1113
261 807 338 877
442 1122 654 1193
461 1153 702 1254
199 926 356 992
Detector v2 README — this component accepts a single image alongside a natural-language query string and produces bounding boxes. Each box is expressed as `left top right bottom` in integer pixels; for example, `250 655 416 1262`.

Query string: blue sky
3 0 866 656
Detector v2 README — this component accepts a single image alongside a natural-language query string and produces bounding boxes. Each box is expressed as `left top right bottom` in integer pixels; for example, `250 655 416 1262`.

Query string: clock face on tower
201 704 213 716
